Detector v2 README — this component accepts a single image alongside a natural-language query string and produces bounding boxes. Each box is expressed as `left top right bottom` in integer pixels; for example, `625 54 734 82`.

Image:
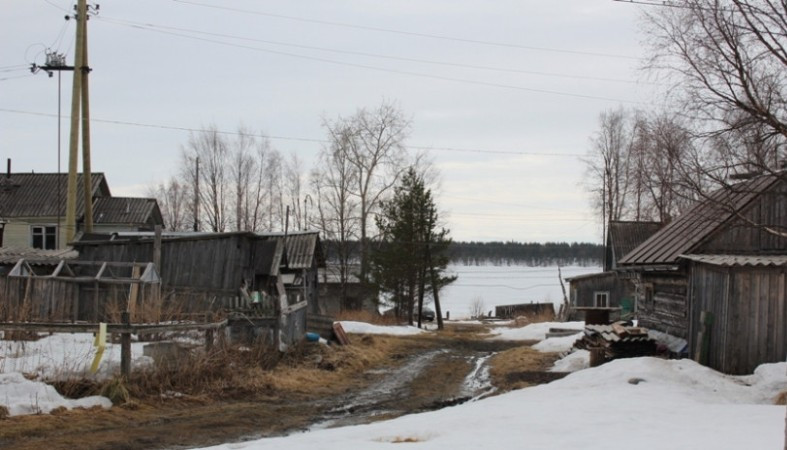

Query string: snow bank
550 350 589 372
531 332 583 353
0 372 111 416
0 332 157 417
487 321 584 341
198 357 786 450
339 321 426 336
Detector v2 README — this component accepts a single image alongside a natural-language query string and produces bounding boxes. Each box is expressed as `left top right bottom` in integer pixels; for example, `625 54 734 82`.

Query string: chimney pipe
6 158 10 178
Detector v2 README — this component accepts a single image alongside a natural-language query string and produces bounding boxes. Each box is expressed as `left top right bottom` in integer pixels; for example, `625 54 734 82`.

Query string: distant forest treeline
322 240 603 267
447 241 603 266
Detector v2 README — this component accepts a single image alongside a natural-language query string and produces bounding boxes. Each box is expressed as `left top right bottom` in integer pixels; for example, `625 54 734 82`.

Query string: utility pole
193 157 200 231
80 4 94 233
64 0 87 244
64 0 98 243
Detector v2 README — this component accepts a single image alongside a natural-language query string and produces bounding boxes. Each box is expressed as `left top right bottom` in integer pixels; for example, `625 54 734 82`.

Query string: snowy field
439 264 600 319
199 357 787 450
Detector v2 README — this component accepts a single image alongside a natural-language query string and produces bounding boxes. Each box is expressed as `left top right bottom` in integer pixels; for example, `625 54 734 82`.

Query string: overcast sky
1 0 657 243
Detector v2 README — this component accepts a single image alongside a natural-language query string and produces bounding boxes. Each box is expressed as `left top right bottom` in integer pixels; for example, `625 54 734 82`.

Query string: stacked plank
574 322 658 362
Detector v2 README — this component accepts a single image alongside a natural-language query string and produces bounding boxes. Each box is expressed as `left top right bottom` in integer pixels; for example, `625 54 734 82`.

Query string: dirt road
0 324 561 450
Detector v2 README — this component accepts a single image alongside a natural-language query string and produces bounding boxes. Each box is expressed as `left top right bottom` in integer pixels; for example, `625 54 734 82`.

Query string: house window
594 291 610 307
31 225 57 250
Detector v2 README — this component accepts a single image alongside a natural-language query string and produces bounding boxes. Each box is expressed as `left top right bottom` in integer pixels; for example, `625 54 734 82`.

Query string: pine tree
371 168 455 328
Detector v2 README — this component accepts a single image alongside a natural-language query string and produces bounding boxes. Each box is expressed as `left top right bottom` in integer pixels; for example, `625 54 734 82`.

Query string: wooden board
332 322 351 346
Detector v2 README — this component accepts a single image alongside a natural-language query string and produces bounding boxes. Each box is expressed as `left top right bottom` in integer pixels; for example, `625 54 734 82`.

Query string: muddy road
0 325 561 450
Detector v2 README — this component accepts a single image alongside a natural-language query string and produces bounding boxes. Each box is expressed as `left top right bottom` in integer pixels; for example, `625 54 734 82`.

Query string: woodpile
574 322 658 365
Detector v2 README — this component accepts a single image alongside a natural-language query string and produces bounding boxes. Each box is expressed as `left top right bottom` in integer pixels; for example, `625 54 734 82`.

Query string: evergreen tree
371 168 455 328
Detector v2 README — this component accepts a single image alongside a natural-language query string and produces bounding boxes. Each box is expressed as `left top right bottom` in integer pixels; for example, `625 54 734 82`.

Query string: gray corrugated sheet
0 173 109 217
609 221 662 261
93 197 163 225
284 232 322 269
619 173 783 266
680 254 787 267
0 246 78 264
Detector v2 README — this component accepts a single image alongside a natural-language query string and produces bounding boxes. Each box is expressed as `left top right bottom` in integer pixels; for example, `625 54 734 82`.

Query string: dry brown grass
774 390 787 405
252 334 405 395
335 309 399 326
488 345 559 391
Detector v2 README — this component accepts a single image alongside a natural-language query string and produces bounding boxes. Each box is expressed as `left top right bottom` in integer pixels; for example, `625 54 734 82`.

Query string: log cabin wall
636 271 688 339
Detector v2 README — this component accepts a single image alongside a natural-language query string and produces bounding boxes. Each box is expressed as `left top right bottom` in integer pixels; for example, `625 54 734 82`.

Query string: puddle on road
460 353 497 401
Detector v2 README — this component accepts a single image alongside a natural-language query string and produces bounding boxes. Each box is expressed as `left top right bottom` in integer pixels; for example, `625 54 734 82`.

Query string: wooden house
618 172 787 374
568 221 662 320
0 172 162 250
317 263 379 317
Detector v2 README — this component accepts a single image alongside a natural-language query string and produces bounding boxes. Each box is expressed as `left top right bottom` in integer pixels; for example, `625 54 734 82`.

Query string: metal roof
93 197 163 226
680 254 787 267
619 173 783 266
0 172 109 218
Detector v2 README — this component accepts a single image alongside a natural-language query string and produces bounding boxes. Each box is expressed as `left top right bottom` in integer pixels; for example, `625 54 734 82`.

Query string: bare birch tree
644 0 787 173
147 176 189 231
311 133 360 309
230 126 257 231
323 101 409 282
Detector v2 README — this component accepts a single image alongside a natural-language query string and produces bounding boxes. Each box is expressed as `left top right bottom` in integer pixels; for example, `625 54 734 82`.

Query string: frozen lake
439 264 601 319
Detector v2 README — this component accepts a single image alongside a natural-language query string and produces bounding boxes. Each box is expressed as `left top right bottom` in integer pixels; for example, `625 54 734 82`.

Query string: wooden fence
495 302 555 320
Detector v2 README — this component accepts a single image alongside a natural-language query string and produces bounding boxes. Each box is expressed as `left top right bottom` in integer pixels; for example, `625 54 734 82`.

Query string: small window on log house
594 291 609 307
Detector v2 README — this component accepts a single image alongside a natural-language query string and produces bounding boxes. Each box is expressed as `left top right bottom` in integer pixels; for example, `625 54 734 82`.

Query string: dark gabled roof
619 172 783 266
93 197 164 226
608 221 662 264
0 172 109 218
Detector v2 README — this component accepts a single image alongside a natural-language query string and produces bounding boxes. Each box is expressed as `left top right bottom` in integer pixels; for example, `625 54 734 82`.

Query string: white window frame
30 224 58 250
593 291 610 308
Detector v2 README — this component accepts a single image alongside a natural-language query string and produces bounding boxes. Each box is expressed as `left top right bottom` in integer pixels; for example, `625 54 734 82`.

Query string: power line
170 0 640 60
94 19 642 105
0 74 36 82
0 108 586 158
448 283 558 290
98 16 648 86
611 0 694 8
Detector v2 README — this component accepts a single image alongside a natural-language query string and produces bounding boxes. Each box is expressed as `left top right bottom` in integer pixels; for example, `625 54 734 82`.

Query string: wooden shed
74 232 260 311
619 172 787 373
682 255 786 375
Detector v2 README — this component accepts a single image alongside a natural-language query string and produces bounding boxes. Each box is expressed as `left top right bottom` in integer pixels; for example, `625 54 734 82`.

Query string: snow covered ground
0 372 111 416
339 321 426 336
200 357 786 450
0 332 153 416
487 320 585 341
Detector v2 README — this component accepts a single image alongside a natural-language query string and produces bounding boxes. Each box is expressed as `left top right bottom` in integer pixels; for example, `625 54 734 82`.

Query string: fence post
120 311 131 379
205 328 214 351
